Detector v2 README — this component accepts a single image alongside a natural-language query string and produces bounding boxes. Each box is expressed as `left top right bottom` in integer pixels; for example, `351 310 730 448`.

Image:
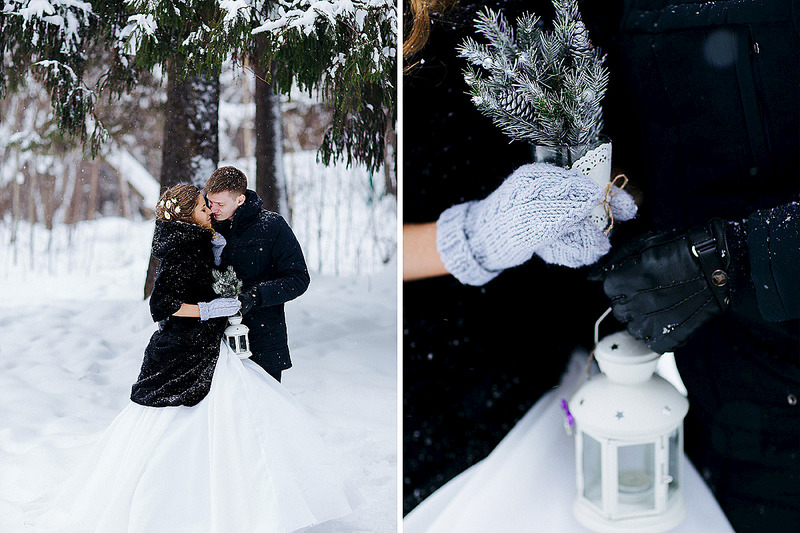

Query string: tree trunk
118 164 132 219
241 61 255 180
144 56 220 298
87 161 99 221
11 173 20 264
38 173 57 230
27 170 36 266
58 162 77 225
384 118 397 196
252 35 285 216
66 163 85 225
160 57 220 188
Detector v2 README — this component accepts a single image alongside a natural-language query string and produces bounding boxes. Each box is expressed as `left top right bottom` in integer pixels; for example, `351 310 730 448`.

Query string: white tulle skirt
25 341 358 533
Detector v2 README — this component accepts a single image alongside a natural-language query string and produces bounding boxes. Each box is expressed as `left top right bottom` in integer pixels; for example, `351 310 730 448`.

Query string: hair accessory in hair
162 197 183 220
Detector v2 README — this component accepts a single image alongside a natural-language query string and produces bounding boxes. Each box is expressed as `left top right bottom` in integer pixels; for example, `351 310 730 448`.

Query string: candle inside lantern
618 443 655 508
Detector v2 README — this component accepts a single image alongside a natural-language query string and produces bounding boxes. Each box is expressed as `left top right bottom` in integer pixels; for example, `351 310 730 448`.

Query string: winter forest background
0 1 397 530
1 0 397 279
0 67 397 278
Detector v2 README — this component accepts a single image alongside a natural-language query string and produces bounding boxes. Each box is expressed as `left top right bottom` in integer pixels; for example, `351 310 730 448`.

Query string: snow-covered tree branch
457 1 608 147
2 0 397 173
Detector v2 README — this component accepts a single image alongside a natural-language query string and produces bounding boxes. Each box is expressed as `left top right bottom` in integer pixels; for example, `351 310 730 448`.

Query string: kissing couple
25 167 359 533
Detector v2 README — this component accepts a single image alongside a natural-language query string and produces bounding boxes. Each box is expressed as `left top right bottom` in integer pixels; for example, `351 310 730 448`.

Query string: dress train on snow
25 341 358 533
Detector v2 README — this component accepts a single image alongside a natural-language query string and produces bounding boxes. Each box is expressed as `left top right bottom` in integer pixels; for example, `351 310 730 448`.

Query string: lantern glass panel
617 443 655 513
228 337 237 351
668 428 681 495
240 335 248 351
582 433 602 507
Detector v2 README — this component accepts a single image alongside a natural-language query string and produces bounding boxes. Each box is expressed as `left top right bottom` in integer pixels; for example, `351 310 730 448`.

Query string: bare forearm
403 223 449 281
172 303 200 317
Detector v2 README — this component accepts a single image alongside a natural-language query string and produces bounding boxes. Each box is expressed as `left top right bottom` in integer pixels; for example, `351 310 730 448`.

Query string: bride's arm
403 223 449 281
172 303 200 317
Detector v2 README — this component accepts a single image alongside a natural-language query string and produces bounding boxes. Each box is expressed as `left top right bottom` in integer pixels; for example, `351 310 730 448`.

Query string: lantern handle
560 307 613 437
594 307 613 346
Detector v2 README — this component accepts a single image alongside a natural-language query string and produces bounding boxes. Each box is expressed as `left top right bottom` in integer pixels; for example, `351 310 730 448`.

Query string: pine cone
497 88 535 122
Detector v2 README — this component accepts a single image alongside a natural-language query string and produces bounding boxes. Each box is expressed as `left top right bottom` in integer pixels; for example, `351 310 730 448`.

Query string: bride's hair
403 0 460 61
155 184 202 224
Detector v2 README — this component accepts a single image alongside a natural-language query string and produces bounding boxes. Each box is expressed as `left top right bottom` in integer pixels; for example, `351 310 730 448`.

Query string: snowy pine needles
457 1 608 147
212 266 243 298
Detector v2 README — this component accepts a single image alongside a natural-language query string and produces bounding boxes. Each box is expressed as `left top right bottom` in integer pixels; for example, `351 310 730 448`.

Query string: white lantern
224 312 252 359
567 312 688 532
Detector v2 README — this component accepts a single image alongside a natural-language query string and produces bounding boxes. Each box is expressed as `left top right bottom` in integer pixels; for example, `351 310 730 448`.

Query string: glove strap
688 219 731 310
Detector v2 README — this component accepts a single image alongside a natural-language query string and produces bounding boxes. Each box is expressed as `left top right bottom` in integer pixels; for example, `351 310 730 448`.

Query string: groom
204 166 310 382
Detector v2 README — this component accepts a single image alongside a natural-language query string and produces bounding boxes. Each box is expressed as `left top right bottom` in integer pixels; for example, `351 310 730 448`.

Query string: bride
25 184 357 532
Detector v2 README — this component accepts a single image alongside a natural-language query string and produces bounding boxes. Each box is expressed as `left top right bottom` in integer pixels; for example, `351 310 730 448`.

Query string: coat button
788 394 797 406
711 269 728 286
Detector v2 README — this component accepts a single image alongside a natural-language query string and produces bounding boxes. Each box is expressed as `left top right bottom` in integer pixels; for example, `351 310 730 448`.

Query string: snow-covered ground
0 217 398 532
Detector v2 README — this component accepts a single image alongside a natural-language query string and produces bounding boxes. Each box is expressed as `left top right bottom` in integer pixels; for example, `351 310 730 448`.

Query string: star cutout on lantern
611 343 619 350
615 411 624 420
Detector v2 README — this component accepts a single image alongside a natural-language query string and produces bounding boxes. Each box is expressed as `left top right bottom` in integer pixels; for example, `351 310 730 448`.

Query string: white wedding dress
24 341 358 533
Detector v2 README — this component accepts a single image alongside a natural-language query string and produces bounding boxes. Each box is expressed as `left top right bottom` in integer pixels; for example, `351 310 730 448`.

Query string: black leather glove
238 287 261 315
591 219 732 353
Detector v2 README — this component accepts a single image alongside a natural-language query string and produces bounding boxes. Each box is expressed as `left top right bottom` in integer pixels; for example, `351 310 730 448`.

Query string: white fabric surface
24 341 359 533
404 355 734 533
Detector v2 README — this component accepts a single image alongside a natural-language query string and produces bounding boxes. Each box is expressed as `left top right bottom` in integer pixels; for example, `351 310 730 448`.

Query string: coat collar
152 220 213 259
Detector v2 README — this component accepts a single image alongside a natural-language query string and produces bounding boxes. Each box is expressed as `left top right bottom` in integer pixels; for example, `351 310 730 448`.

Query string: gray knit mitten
436 163 634 285
211 233 227 266
198 297 241 321
535 185 638 268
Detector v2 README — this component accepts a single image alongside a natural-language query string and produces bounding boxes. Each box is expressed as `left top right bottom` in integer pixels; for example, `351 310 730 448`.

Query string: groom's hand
590 219 732 353
238 288 261 314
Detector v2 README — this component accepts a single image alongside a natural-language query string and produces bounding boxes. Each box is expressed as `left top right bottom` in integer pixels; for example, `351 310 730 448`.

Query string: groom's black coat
131 220 228 407
213 190 310 376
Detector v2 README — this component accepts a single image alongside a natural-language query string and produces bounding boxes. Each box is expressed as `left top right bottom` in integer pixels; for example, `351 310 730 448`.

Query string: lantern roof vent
595 331 661 385
571 330 689 439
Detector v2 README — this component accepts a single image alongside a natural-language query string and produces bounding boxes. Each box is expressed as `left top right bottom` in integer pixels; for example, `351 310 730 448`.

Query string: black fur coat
131 220 228 407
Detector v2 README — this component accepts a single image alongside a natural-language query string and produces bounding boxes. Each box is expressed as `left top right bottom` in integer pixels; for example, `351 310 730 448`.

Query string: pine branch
212 265 243 298
457 1 608 147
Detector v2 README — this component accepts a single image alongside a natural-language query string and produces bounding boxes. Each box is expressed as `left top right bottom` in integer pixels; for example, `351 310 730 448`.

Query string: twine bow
599 173 629 235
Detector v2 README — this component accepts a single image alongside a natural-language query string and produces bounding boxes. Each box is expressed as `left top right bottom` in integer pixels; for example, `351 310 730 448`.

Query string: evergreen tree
117 1 224 186
3 0 397 297
1 1 137 155
195 0 398 174
2 0 397 177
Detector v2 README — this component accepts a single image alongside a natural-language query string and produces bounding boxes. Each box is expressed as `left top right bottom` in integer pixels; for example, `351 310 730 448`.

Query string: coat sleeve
746 201 799 322
149 255 195 322
252 215 310 307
